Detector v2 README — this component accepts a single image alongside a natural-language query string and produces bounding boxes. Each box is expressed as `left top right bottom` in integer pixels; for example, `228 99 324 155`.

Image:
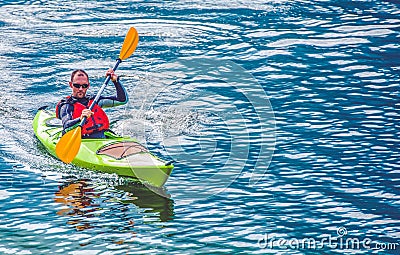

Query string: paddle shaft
79 58 122 126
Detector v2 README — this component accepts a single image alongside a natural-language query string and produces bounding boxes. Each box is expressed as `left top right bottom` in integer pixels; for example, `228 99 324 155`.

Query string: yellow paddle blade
55 127 82 164
119 27 139 60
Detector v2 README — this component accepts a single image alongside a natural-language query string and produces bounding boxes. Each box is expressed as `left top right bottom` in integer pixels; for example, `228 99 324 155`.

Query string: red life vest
56 96 109 135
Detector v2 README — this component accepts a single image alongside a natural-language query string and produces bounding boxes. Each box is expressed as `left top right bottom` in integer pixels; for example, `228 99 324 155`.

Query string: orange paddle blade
119 27 139 60
55 126 82 163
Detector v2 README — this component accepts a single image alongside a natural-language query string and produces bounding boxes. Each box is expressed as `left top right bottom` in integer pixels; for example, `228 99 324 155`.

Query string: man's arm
97 78 129 108
59 104 80 131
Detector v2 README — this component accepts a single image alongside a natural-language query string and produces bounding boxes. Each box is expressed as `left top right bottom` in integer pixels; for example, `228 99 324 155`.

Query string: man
56 69 128 138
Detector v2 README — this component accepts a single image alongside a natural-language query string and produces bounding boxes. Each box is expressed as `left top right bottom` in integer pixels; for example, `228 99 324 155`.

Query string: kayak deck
33 109 173 187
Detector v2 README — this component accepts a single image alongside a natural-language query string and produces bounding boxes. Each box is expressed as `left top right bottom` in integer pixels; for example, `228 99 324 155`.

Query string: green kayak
32 108 173 187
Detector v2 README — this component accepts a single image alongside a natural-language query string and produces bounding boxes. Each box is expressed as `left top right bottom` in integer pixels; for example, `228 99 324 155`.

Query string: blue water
1 0 399 254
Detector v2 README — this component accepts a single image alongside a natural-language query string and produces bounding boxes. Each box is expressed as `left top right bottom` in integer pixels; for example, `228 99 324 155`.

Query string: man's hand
106 69 118 82
80 109 93 120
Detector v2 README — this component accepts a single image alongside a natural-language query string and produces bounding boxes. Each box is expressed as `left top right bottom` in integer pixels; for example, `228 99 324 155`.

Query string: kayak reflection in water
56 69 128 139
54 180 98 231
54 180 174 234
114 183 175 222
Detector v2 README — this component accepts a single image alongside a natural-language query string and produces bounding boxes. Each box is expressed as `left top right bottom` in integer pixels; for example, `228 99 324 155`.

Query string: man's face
69 71 89 98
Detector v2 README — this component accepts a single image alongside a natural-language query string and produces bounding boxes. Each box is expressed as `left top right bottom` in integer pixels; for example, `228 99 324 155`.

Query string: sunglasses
72 83 89 89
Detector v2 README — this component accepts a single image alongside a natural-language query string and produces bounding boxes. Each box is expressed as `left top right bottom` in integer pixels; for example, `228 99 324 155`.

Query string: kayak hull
33 109 173 187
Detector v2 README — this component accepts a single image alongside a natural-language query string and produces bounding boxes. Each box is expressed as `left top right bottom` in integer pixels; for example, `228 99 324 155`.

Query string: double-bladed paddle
56 27 139 163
